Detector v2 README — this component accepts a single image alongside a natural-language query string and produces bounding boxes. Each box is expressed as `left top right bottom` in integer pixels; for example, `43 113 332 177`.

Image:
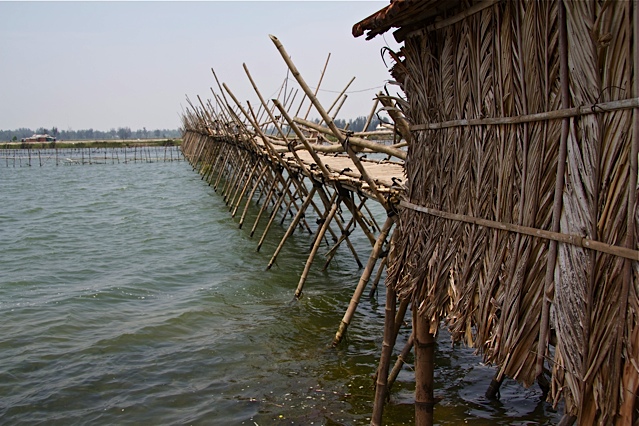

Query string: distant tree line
331 116 383 133
0 126 182 142
267 116 385 136
3 116 386 142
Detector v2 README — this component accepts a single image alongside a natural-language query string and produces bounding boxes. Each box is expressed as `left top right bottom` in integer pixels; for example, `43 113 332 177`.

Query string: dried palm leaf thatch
377 0 637 422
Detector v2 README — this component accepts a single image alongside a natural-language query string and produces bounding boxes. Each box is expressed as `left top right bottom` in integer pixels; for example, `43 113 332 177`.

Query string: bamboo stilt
333 215 394 346
239 164 269 229
230 161 259 213
414 307 435 426
387 332 414 395
249 170 281 237
295 198 340 299
267 184 318 269
368 257 387 298
257 175 293 251
371 283 397 426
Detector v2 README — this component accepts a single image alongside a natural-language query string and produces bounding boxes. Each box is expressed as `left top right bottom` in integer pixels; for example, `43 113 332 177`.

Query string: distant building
21 134 56 142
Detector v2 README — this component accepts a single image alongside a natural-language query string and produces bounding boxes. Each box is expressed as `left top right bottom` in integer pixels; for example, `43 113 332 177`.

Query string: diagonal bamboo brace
332 214 395 346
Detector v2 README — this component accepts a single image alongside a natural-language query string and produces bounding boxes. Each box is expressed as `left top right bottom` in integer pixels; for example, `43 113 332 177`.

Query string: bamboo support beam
411 97 639 131
368 257 387 298
332 215 394 346
239 164 269 229
387 332 414 395
257 175 293 251
230 161 259 214
267 185 318 270
400 200 639 261
249 171 282 238
295 197 341 299
293 116 407 161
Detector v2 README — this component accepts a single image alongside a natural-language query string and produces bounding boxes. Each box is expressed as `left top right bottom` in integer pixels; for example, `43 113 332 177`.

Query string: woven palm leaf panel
355 0 638 423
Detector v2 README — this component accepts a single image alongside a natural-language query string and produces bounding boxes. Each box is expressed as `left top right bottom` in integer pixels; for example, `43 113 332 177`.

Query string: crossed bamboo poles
181 35 416 424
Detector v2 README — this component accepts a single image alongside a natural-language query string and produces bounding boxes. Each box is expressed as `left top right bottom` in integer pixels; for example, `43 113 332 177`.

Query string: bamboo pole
302 53 331 120
387 332 414 395
295 197 341 299
411 97 639 131
414 305 435 426
269 35 390 210
239 163 269 229
364 92 383 132
400 200 638 261
267 184 318 269
322 213 358 270
249 170 281 238
319 76 355 126
368 257 387 298
230 160 259 213
257 175 293 251
294 116 407 161
333 215 394 346
371 282 397 426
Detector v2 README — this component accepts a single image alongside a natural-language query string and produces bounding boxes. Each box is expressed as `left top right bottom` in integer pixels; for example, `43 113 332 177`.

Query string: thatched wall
356 0 638 423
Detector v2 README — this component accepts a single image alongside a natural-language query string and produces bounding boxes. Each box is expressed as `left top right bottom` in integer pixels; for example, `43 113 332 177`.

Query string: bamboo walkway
180 36 408 355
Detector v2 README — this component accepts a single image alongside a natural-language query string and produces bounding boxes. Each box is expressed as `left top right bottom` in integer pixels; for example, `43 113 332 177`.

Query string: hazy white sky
0 1 402 131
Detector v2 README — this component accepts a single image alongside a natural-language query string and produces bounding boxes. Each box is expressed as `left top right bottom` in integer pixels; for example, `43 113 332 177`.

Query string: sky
0 1 402 132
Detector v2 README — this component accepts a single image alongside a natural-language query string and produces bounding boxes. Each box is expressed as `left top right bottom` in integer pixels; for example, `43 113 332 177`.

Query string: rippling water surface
0 159 561 425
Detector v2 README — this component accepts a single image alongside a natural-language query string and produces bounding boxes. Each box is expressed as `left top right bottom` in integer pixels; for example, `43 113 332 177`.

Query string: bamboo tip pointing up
269 34 278 41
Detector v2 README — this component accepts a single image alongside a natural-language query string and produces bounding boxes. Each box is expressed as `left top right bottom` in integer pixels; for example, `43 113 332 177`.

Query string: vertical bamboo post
227 154 251 207
371 283 397 426
231 161 259 214
414 306 435 426
333 215 394 346
363 92 383 132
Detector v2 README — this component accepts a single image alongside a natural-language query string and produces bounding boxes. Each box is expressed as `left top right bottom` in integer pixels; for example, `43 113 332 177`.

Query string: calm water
0 157 561 425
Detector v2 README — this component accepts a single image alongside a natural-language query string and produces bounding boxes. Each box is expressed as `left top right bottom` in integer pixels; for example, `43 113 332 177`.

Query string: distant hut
354 1 638 424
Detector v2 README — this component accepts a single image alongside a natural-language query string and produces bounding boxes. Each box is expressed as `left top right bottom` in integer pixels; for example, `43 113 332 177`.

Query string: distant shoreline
0 139 182 149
